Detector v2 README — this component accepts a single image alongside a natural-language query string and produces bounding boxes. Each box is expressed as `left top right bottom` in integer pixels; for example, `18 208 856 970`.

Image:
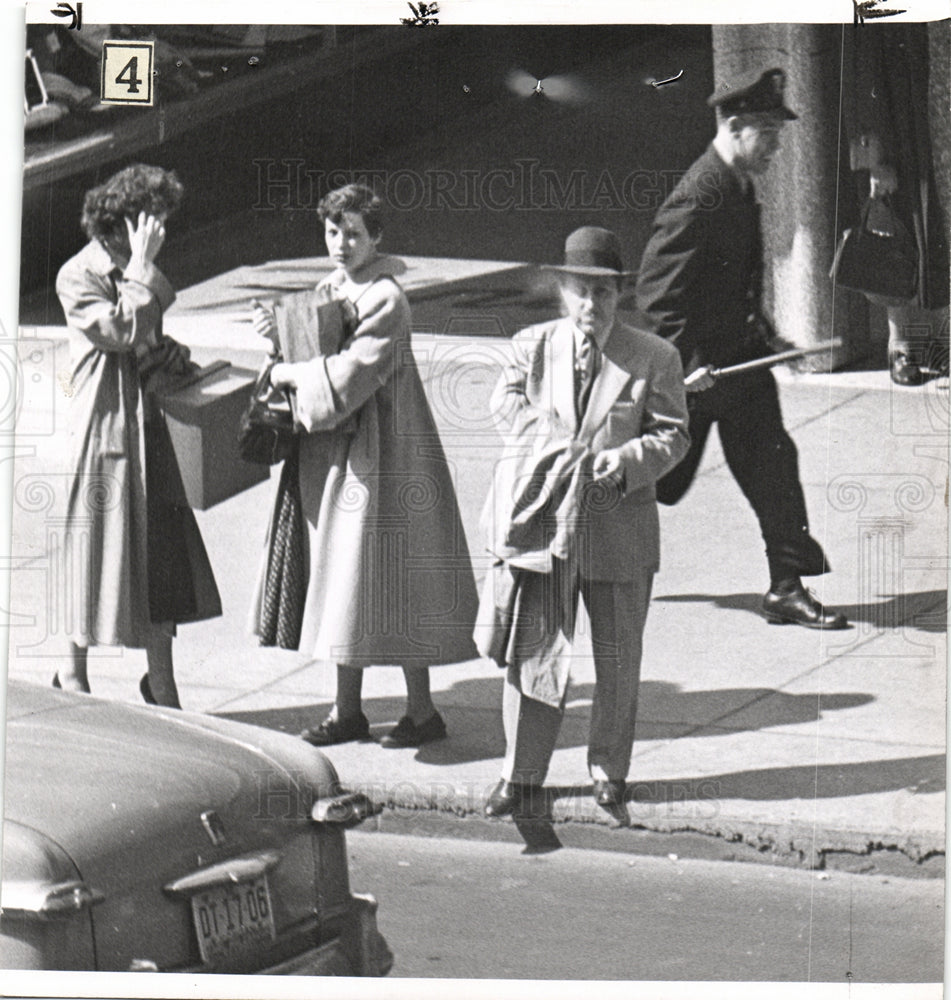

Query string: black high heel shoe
139 674 157 705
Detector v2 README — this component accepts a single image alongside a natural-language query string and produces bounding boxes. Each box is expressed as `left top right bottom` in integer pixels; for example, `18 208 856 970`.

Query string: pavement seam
207 658 334 712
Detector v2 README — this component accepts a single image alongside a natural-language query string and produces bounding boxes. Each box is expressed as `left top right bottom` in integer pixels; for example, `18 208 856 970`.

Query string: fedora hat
543 226 630 278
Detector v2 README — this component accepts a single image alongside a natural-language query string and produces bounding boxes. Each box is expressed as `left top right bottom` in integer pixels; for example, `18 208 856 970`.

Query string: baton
709 339 844 379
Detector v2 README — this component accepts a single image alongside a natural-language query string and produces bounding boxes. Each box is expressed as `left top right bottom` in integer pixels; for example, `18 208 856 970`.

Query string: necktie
575 335 600 419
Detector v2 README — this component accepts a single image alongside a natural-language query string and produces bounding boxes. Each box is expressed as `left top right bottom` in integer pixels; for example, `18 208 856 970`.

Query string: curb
348 786 946 879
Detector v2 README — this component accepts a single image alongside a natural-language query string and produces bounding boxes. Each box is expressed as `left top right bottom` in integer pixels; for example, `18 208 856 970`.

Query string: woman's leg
334 664 364 718
146 629 181 708
402 666 437 724
59 642 91 691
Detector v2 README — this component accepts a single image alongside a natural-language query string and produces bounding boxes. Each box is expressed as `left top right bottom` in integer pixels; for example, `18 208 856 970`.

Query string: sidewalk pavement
8 257 948 870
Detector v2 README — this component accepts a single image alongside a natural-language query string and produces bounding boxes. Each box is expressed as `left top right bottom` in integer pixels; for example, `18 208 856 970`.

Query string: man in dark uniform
635 67 848 630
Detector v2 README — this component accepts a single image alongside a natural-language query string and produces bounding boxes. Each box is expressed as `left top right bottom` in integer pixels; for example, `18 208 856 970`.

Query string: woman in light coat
56 164 221 707
252 184 478 748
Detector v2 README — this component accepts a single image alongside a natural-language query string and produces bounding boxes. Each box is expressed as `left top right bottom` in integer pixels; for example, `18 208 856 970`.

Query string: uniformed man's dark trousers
656 369 828 582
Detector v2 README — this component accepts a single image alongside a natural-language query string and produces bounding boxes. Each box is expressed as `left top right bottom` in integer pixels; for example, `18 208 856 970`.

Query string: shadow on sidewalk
506 752 946 851
219 676 875 765
528 754 946 825
654 588 947 631
543 753 945 805
654 751 947 800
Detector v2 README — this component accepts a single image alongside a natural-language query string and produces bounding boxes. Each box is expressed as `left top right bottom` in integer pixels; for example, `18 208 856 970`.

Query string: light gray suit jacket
481 316 689 582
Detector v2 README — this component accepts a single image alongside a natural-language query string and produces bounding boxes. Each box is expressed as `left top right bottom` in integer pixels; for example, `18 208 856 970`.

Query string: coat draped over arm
474 317 689 706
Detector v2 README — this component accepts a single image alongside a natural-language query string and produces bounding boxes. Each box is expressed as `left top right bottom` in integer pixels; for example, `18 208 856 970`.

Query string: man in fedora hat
636 67 849 630
475 226 689 816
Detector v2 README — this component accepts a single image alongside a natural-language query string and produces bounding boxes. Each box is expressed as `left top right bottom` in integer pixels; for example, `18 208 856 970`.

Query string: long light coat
252 258 479 668
56 241 221 648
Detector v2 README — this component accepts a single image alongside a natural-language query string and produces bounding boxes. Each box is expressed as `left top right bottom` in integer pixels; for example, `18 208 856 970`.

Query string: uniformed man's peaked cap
707 67 798 120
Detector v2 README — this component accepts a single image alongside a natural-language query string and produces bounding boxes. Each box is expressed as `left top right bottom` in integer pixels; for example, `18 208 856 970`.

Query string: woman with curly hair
55 163 221 706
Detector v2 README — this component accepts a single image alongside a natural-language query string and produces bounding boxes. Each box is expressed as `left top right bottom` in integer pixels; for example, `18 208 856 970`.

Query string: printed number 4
115 56 142 94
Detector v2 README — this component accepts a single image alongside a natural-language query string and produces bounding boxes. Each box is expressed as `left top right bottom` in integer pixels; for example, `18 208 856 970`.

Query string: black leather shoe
763 585 849 630
300 713 370 746
890 351 925 387
593 779 626 807
484 779 528 818
379 712 447 749
52 673 61 689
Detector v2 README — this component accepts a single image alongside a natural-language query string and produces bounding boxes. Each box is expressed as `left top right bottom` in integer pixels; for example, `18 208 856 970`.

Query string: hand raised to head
125 211 166 265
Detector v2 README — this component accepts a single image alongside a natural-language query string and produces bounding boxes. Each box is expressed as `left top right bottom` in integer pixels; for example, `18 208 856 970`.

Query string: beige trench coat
251 258 478 668
56 241 221 648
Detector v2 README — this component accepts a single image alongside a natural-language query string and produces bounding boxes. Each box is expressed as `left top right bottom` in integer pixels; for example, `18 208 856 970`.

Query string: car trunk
5 689 351 972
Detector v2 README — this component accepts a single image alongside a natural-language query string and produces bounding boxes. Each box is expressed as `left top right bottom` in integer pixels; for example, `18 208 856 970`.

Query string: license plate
190 875 277 965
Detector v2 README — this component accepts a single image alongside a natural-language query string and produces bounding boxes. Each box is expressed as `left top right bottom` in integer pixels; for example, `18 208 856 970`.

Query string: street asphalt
344 830 946 981
7 256 948 873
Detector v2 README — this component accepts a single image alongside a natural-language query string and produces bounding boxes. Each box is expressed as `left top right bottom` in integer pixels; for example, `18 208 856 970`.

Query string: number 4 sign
101 40 154 105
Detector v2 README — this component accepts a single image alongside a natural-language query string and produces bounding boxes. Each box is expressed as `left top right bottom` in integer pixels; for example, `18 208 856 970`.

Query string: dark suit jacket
480 316 689 582
635 143 767 376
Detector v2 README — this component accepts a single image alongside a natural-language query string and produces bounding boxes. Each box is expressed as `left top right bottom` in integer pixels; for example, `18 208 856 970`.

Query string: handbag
831 196 919 307
237 361 298 465
238 290 357 464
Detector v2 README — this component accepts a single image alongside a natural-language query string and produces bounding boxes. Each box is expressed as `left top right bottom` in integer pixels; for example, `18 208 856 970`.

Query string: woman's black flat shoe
379 712 447 748
300 713 370 746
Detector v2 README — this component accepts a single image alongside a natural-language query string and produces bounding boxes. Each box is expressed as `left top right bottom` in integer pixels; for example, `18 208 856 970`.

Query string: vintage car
0 680 392 975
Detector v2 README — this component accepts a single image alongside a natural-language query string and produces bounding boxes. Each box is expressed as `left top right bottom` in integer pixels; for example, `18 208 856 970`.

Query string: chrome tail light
311 792 381 828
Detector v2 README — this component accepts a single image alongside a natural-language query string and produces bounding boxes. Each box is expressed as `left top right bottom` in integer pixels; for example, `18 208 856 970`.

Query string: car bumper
262 894 392 977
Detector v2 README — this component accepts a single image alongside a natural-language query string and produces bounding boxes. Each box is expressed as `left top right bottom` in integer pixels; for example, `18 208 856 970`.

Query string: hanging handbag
238 289 357 464
831 196 919 307
237 360 298 466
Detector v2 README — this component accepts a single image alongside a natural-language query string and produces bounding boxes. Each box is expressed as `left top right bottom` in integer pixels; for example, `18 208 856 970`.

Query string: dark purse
831 196 919 307
237 361 298 466
238 291 357 465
